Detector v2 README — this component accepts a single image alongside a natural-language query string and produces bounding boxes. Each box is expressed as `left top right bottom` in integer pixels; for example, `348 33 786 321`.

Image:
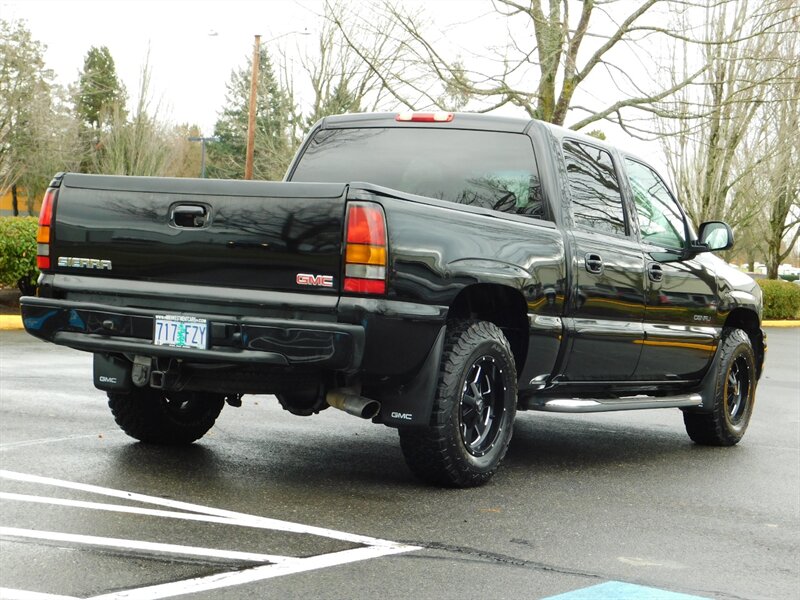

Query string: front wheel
683 328 756 446
399 320 517 487
108 388 225 445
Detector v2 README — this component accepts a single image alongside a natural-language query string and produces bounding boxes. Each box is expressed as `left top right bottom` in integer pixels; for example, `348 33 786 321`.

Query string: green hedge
757 278 800 320
0 216 39 292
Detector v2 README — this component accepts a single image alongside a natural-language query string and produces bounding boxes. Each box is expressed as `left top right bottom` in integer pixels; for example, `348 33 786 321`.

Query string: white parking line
0 470 421 600
0 492 300 530
0 588 81 600
0 588 80 600
87 546 415 600
0 527 290 564
0 470 400 546
0 435 114 452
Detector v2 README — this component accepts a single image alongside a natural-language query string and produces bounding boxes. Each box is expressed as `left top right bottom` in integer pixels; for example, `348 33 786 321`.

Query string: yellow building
0 187 41 217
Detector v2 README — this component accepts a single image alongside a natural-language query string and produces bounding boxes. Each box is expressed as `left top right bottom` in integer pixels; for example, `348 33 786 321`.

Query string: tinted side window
563 140 626 236
292 128 548 220
625 159 686 249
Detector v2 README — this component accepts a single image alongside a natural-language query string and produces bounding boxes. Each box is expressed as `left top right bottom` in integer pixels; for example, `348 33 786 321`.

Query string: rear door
559 140 646 381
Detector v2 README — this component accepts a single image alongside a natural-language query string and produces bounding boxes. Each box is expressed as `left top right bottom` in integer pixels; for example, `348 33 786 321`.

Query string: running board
525 393 703 413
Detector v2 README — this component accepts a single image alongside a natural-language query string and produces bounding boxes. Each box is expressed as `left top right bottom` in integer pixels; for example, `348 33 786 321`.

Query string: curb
1 314 798 332
0 315 23 330
762 320 800 328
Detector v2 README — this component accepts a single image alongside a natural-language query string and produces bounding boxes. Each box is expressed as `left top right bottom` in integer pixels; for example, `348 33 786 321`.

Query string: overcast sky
2 0 666 167
2 0 497 135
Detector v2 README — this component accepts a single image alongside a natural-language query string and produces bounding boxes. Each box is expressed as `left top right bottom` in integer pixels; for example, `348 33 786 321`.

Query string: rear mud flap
93 353 133 392
373 325 446 428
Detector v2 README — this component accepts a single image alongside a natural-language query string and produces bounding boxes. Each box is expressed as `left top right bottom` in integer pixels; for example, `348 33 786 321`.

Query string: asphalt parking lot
1 327 798 600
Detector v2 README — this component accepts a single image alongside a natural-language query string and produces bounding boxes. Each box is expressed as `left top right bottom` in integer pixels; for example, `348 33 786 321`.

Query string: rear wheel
399 320 517 487
684 328 756 446
108 388 224 445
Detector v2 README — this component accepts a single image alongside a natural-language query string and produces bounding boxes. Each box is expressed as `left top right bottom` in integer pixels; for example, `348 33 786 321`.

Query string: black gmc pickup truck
21 112 765 487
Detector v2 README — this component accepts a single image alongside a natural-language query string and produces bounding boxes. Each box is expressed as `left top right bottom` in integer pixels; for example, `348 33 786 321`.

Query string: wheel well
447 284 529 374
724 308 764 378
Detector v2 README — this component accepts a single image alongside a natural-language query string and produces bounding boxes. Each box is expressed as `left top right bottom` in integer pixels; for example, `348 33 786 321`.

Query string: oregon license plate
153 315 208 349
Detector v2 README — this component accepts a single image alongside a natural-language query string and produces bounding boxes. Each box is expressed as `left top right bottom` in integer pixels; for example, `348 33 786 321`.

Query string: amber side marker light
343 202 387 295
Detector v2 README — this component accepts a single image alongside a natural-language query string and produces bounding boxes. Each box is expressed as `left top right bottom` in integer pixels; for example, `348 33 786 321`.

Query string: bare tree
657 1 796 228
655 0 799 278
293 0 427 129
331 0 706 131
758 16 800 278
94 56 176 177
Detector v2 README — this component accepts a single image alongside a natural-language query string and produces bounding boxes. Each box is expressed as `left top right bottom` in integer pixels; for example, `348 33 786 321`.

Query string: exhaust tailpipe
326 390 381 420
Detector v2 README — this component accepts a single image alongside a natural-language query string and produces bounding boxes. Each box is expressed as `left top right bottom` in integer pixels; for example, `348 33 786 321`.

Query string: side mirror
696 221 734 252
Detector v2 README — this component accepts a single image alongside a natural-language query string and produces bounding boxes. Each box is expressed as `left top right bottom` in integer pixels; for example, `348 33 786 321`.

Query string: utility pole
244 34 260 180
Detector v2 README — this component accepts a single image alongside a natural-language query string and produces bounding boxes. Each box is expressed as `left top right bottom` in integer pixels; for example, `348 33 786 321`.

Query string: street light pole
188 136 219 178
244 34 261 180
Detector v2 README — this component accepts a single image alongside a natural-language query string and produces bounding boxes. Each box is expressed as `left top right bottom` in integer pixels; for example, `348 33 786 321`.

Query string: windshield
291 127 546 219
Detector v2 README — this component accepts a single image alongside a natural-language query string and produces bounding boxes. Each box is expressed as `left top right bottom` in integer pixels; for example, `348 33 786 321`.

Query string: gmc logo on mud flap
296 273 334 288
391 412 413 421
99 376 117 384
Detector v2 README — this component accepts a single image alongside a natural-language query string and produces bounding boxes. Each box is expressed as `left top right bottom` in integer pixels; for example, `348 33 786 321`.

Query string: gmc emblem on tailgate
296 273 334 288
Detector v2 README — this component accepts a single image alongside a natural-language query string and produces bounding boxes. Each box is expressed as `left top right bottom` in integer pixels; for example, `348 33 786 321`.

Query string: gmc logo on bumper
296 273 334 288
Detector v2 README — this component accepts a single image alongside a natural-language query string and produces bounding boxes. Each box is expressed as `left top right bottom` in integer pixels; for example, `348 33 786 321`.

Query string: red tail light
36 188 57 270
344 203 387 295
396 112 454 123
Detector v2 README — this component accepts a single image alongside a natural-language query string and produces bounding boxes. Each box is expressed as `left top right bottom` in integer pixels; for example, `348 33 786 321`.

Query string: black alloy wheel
725 355 751 426
460 355 505 457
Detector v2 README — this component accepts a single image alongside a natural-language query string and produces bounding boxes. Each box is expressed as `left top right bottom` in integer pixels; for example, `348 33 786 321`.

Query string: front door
622 158 717 381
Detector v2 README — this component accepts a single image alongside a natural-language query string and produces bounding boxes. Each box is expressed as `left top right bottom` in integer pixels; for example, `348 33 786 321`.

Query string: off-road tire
108 388 225 445
399 320 517 487
684 328 756 446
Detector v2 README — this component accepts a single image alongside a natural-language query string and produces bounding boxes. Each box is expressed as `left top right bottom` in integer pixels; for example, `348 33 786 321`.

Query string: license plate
153 315 208 349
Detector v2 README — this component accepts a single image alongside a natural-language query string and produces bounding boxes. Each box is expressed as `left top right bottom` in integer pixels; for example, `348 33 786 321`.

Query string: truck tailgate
51 174 346 293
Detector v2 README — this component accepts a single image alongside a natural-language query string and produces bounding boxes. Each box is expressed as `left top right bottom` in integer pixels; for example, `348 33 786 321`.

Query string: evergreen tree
76 46 126 134
207 47 296 181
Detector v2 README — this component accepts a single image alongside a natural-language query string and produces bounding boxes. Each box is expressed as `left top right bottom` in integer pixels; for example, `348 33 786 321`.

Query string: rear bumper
20 296 365 371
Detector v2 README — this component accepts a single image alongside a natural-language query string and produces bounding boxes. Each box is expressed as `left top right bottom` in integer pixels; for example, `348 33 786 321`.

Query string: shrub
757 278 800 320
0 216 39 293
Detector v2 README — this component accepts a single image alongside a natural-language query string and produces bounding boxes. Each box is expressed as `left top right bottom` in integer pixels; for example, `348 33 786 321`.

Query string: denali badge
58 257 113 270
296 273 334 288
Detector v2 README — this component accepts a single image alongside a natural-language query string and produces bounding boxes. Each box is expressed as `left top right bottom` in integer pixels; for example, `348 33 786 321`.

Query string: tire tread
399 320 517 487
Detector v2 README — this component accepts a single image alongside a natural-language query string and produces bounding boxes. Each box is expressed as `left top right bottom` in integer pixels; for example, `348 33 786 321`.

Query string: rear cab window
290 127 549 220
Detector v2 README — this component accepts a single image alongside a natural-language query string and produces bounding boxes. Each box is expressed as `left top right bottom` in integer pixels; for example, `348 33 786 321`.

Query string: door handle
584 253 604 274
172 204 208 228
648 263 664 282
